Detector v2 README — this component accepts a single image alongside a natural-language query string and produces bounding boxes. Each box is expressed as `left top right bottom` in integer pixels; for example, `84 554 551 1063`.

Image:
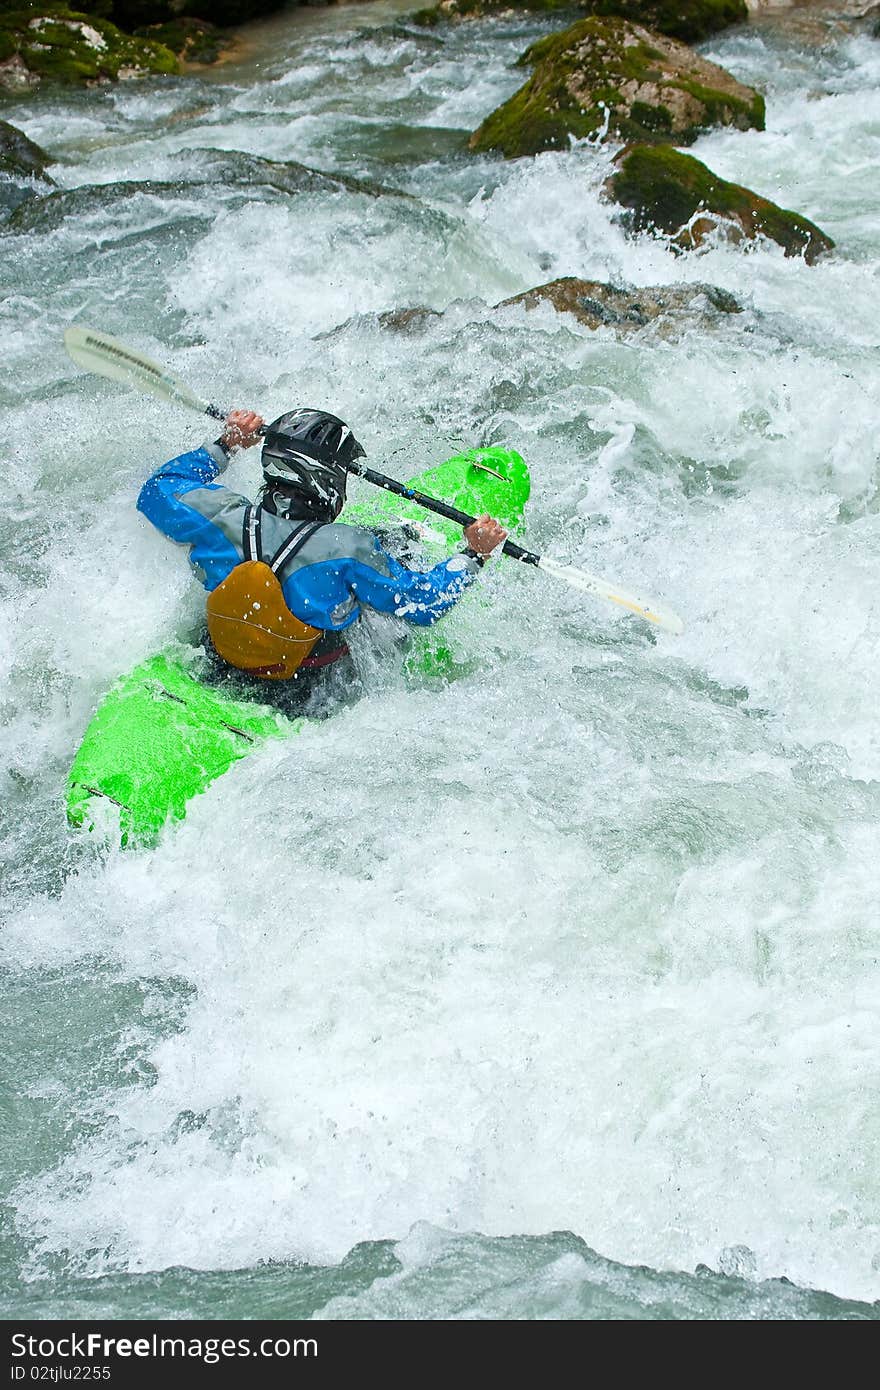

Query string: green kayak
67 446 530 846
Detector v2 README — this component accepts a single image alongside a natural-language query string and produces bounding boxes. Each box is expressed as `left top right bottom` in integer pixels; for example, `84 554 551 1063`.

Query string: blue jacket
137 443 482 631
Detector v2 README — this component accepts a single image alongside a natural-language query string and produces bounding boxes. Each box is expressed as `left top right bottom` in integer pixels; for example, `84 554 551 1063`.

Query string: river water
1 1 879 1320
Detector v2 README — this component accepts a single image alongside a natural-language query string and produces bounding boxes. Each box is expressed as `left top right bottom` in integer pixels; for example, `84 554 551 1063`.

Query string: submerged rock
6 177 203 233
414 0 749 43
606 144 834 262
6 152 397 233
0 6 179 87
168 148 394 199
497 275 742 328
468 18 764 157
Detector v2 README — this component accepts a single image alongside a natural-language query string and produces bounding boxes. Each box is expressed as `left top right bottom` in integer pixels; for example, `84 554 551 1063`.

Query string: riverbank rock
0 7 179 87
468 18 765 156
607 144 834 262
414 0 748 43
497 275 742 327
133 19 227 65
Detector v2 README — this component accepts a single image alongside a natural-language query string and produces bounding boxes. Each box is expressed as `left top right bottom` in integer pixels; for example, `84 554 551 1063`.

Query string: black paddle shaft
351 463 539 566
205 403 539 566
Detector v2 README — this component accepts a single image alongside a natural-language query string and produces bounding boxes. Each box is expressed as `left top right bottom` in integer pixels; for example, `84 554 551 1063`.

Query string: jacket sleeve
136 442 230 544
346 540 483 627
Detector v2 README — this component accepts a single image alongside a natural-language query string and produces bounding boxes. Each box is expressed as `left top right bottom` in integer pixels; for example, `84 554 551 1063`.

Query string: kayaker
137 407 508 712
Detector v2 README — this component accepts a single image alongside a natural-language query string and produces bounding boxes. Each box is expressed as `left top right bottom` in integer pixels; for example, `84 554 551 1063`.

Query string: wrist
462 546 486 569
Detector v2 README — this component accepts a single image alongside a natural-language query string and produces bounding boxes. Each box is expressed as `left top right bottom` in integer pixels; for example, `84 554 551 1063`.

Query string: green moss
516 31 560 68
471 74 607 158
0 6 179 84
414 0 747 42
469 16 763 157
628 100 672 132
674 74 765 133
609 145 834 263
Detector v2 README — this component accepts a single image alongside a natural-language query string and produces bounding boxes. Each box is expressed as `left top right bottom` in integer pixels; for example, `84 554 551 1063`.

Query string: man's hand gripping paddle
64 325 684 635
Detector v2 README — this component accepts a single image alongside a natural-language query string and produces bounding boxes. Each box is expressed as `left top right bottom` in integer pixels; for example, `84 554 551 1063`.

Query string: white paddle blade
64 326 211 417
538 556 684 635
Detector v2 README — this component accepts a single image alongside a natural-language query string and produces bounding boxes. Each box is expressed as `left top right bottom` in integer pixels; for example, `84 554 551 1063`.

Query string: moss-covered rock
469 17 764 156
133 18 226 65
607 144 834 263
0 6 179 87
414 0 748 44
496 275 741 328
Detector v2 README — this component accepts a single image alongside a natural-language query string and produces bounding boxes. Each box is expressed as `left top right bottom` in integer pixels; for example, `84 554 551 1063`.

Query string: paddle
64 325 684 635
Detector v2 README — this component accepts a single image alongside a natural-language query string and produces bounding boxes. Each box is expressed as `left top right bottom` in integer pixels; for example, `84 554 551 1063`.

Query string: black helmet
261 409 365 521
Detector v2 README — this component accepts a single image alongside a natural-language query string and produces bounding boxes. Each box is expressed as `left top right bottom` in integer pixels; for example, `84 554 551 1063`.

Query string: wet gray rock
0 119 55 221
377 306 443 332
0 121 54 181
346 280 742 342
496 275 743 329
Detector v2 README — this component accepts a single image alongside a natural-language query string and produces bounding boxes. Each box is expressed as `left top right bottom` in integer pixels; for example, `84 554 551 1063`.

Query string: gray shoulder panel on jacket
320 523 384 566
183 486 250 551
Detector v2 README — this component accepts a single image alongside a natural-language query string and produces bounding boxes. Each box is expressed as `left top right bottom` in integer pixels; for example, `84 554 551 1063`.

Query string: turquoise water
2 1 880 1319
